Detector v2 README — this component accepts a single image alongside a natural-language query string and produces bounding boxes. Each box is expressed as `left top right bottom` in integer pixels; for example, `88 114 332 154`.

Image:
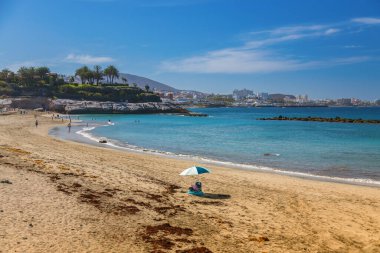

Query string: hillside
117 73 178 92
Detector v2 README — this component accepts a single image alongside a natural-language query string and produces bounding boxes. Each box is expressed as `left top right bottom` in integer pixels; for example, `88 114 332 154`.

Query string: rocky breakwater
50 99 191 115
258 115 380 124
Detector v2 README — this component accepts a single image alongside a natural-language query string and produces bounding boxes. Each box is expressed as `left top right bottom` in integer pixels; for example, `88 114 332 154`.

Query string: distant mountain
116 73 178 92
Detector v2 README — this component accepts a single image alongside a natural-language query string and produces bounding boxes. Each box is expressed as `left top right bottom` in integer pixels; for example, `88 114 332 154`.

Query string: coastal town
1 87 380 114
154 88 380 108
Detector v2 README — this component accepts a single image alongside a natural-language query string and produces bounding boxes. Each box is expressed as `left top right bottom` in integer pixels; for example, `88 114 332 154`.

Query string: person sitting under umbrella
189 181 202 192
180 166 210 196
188 181 204 196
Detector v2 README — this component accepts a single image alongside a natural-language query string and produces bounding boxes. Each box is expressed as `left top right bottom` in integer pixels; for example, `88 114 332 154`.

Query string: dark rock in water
186 112 208 117
0 179 12 184
264 153 280 157
258 116 380 124
99 138 107 144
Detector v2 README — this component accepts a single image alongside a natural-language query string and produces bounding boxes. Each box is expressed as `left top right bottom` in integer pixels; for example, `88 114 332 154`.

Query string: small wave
76 127 99 142
82 127 96 131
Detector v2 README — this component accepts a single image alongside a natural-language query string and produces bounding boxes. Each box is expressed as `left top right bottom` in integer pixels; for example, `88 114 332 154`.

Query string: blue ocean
50 107 380 185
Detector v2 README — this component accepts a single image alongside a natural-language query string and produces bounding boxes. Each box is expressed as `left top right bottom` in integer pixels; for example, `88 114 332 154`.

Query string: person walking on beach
35 119 38 128
67 122 71 133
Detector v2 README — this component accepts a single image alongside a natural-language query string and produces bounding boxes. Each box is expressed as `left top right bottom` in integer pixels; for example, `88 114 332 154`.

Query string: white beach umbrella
180 166 211 176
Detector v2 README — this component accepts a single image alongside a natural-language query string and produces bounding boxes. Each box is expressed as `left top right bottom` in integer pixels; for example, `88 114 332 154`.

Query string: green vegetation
0 65 161 102
55 84 160 102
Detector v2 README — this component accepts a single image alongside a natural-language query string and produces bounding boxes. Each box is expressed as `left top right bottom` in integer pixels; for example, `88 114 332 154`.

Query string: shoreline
49 123 380 188
1 113 380 252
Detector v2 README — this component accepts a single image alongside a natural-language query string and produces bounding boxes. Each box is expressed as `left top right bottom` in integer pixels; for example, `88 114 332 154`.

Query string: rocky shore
51 99 190 115
258 115 380 124
5 97 196 115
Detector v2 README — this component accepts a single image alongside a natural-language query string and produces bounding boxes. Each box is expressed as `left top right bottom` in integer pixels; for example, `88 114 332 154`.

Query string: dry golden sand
0 113 379 253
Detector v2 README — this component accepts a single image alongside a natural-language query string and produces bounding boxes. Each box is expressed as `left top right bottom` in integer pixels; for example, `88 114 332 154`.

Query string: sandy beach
0 113 379 253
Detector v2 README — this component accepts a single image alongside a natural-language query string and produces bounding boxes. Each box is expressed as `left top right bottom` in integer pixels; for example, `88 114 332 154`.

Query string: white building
297 94 309 103
233 89 254 100
257 92 269 100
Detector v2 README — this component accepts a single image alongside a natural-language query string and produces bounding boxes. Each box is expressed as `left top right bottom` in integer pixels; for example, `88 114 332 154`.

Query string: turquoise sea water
50 107 380 185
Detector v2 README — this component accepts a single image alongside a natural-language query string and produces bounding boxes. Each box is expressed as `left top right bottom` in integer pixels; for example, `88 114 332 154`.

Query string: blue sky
0 0 380 99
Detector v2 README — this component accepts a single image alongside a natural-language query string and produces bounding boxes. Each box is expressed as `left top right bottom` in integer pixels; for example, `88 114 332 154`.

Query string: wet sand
0 113 379 252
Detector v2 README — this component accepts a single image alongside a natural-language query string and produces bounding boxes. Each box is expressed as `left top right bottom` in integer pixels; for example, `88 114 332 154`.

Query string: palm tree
0 69 14 82
17 67 35 86
145 85 150 92
103 67 110 84
88 71 95 85
121 77 128 86
104 65 119 84
35 67 50 80
93 65 103 86
75 66 90 84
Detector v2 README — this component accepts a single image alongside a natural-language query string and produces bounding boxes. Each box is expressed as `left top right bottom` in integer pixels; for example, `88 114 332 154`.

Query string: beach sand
0 113 379 253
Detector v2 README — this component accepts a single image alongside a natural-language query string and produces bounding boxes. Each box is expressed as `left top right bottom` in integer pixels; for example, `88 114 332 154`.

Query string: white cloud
160 47 370 74
344 45 362 49
239 25 341 50
65 54 114 64
324 28 340 35
352 17 380 25
160 22 360 74
351 18 380 25
268 25 327 35
331 56 370 64
243 34 305 49
248 24 342 38
160 48 318 74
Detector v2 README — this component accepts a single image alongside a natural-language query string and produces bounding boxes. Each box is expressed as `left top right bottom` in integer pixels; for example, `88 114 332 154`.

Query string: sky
0 0 380 100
